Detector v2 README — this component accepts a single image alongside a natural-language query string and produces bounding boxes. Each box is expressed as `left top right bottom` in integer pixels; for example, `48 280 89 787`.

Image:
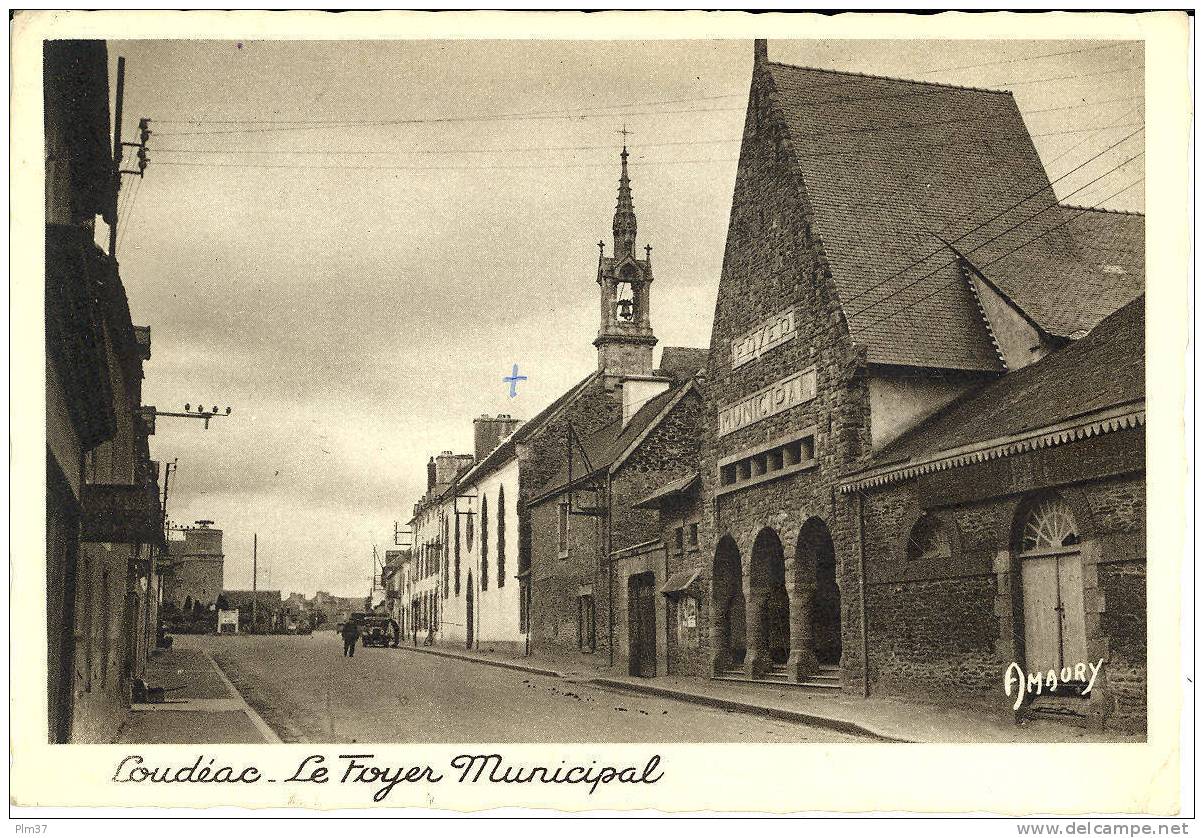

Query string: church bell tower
594 142 657 385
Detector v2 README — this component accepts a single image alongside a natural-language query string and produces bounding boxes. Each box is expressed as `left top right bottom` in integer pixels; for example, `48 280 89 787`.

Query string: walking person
341 618 360 657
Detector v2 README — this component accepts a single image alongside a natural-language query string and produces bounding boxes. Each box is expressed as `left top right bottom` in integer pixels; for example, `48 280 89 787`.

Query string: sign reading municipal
731 308 797 369
717 368 817 437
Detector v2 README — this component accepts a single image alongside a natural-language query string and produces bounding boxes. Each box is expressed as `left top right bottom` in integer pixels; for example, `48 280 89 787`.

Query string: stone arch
797 517 841 668
710 534 746 672
746 527 790 675
1010 491 1090 679
1003 486 1097 554
896 505 963 563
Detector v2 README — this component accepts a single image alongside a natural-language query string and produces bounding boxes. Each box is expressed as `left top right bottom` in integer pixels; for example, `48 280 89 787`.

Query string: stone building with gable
697 40 1145 730
45 40 166 743
523 145 708 676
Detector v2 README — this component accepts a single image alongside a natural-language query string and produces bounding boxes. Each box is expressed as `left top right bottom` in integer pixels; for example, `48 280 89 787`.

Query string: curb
396 643 567 680
586 677 910 743
397 643 908 742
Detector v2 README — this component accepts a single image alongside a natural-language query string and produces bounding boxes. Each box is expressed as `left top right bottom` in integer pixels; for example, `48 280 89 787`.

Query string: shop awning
660 569 700 595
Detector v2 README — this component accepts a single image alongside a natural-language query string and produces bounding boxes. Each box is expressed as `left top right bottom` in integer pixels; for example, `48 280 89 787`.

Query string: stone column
786 581 819 680
744 593 768 678
710 599 733 674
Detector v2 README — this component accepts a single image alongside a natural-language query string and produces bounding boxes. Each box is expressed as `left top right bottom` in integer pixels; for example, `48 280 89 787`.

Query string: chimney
426 457 436 492
473 414 523 460
754 38 767 68
434 450 464 487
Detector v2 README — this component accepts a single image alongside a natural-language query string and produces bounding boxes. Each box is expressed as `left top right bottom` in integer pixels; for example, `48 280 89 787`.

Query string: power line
920 41 1136 75
150 121 1143 173
150 90 1142 158
568 151 1143 447
151 61 1144 138
1023 94 1143 115
851 175 1144 339
117 176 143 253
152 103 749 137
150 90 750 125
993 63 1143 87
781 125 1144 316
846 149 1145 329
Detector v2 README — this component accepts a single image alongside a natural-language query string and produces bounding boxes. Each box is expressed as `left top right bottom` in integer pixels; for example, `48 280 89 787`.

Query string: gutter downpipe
606 472 615 669
855 490 869 698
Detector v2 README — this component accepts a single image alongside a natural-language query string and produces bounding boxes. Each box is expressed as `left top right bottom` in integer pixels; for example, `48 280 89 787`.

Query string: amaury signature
1004 659 1104 711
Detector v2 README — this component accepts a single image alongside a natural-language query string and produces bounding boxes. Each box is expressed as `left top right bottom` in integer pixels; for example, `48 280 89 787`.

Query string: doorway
627 572 657 677
1017 495 1086 682
798 518 841 666
750 528 789 664
712 535 746 667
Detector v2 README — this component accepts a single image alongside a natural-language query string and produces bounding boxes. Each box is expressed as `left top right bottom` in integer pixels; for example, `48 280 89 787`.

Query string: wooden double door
1021 549 1087 677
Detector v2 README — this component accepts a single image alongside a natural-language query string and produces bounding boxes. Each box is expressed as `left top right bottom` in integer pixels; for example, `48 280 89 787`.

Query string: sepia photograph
14 8 1191 817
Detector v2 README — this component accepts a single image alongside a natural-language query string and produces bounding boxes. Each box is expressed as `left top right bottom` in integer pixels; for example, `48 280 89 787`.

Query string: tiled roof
863 294 1143 469
965 206 1144 339
657 346 709 381
531 381 691 503
632 472 700 509
453 371 599 491
764 62 1144 370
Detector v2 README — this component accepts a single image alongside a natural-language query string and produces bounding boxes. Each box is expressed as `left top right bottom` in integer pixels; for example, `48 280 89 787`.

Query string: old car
351 612 399 648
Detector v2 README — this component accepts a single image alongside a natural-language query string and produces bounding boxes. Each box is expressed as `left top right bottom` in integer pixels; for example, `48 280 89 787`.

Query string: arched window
481 497 490 590
497 486 506 588
905 513 951 562
1018 495 1080 554
454 513 461 596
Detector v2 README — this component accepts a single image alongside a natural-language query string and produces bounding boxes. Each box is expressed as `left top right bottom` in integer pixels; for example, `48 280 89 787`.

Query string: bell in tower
594 141 657 385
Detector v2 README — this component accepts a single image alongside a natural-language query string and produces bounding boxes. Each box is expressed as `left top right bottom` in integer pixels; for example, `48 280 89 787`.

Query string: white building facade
441 455 524 653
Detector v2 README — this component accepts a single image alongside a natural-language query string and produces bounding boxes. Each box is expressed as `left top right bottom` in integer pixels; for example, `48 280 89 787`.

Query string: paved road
184 634 861 744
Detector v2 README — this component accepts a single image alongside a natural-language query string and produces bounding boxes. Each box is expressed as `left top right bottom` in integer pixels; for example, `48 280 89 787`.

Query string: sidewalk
397 643 1141 744
113 645 279 744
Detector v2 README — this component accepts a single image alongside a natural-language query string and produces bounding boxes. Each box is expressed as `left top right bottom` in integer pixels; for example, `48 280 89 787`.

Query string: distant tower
594 141 657 384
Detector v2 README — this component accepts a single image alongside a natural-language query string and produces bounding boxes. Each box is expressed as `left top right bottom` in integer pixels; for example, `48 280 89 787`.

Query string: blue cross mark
503 363 528 398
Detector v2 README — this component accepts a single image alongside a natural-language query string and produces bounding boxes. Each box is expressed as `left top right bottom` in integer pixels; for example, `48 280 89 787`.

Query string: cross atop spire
612 138 637 258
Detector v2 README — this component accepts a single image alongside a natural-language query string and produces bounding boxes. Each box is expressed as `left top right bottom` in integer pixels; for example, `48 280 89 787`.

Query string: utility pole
108 56 125 259
252 533 258 633
160 458 177 540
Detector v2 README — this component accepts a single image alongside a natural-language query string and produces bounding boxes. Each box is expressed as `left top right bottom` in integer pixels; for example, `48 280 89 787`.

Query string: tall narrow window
577 595 596 651
454 513 461 596
497 486 506 587
558 501 569 557
481 497 490 590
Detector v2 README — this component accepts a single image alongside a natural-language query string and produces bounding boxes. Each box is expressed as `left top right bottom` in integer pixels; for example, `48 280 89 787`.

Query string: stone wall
698 59 872 685
857 451 1146 731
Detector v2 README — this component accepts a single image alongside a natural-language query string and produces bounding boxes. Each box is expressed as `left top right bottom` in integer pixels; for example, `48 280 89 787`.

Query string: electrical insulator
137 146 148 173
139 118 151 145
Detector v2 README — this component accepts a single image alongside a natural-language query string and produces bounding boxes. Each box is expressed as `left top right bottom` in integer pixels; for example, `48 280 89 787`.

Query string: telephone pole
108 56 125 258
252 533 258 632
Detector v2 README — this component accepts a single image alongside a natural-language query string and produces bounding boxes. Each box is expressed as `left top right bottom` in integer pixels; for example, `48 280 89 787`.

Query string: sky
105 38 1144 598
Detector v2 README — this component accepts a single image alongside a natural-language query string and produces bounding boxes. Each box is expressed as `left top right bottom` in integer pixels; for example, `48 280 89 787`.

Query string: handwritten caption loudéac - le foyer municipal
112 753 664 802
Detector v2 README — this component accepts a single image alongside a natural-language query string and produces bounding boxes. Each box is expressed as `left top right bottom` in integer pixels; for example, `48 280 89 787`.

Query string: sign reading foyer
731 308 796 368
717 368 817 437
